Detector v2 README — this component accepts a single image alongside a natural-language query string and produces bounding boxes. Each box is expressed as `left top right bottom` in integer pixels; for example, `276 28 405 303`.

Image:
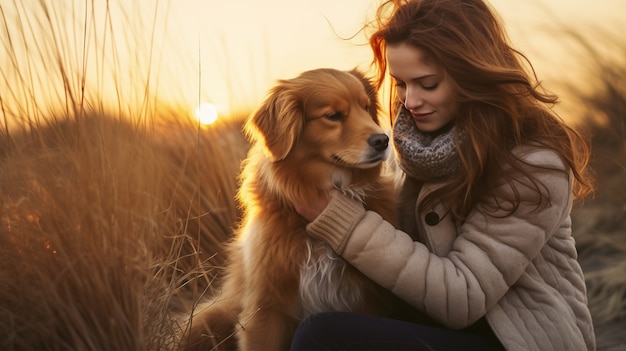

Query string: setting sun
194 102 219 125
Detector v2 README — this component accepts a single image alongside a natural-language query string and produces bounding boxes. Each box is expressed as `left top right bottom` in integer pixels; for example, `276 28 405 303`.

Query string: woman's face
386 43 457 133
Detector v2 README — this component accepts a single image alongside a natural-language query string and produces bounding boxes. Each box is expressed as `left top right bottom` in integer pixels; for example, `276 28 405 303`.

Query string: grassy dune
0 1 624 350
564 28 626 351
0 112 249 350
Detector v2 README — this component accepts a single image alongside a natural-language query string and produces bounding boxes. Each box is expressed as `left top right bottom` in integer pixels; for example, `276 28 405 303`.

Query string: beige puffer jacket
307 146 596 351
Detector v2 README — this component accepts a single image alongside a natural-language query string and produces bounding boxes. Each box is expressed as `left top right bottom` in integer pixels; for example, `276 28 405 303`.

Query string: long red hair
369 0 593 220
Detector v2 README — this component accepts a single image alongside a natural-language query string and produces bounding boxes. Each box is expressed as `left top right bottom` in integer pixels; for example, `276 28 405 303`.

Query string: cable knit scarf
392 107 463 181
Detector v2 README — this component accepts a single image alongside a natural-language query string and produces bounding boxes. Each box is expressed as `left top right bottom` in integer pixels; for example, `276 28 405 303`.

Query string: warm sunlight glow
195 102 219 125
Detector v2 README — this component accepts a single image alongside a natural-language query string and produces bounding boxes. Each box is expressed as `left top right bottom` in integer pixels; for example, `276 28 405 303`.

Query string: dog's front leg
237 305 298 351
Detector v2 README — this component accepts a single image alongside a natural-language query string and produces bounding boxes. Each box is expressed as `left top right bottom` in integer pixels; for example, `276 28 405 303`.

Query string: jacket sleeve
306 151 573 329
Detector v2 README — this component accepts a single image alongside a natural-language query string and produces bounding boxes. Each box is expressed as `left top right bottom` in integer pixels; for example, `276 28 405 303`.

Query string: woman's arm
305 154 572 329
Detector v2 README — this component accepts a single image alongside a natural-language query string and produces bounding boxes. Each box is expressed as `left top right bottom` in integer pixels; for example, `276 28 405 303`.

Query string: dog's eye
326 112 344 121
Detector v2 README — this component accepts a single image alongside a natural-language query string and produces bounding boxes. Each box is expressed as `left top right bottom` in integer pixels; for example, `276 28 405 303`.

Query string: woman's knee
290 312 348 350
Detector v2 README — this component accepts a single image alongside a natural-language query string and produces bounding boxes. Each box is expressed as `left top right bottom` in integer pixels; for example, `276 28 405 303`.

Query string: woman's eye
422 83 439 91
326 112 344 121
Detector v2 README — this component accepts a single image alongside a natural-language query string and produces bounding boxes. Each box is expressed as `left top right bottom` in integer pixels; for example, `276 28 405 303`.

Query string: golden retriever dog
181 68 402 351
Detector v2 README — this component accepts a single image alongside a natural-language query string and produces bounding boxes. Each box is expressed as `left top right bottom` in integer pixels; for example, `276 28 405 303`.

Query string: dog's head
244 68 388 170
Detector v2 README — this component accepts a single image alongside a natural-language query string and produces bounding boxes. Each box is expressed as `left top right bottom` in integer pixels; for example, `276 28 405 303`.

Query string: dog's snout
368 134 389 152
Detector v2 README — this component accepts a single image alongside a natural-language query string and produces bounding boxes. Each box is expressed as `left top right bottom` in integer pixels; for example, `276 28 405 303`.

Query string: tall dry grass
562 27 626 351
0 111 248 350
0 1 625 350
0 1 249 350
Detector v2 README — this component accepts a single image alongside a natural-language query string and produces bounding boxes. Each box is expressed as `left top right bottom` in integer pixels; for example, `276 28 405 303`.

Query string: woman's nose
403 87 424 110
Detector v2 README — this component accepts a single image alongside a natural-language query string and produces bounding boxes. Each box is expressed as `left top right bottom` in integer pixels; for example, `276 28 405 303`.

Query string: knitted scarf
392 107 463 181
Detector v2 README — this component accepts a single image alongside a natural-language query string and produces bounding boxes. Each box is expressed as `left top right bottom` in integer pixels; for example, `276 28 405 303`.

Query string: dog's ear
244 82 304 162
349 69 380 124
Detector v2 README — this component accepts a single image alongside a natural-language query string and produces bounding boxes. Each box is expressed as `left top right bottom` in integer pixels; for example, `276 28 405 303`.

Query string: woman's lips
412 112 434 122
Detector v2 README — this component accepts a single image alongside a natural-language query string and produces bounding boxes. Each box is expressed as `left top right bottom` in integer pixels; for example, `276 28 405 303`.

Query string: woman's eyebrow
390 73 438 81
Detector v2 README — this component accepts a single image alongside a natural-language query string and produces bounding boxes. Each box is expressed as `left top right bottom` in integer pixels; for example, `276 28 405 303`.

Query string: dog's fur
181 68 403 351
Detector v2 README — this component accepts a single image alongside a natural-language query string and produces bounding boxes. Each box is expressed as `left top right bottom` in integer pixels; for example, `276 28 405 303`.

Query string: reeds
0 111 249 350
0 1 249 350
561 25 626 351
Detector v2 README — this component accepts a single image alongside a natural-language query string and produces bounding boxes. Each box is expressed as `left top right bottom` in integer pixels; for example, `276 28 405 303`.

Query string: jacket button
425 212 440 226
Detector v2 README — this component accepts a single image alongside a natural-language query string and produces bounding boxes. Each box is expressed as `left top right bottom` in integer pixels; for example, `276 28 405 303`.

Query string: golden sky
147 0 626 120
1 0 624 123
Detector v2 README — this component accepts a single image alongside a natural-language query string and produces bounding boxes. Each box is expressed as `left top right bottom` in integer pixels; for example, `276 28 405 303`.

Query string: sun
194 102 219 125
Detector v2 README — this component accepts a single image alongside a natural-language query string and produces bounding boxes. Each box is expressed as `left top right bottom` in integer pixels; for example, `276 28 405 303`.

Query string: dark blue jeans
290 312 504 351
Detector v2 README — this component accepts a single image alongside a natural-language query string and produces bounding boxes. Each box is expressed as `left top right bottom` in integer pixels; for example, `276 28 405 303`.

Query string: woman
290 0 596 350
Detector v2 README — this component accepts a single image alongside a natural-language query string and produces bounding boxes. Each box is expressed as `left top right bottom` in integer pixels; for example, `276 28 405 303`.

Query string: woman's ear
244 82 304 162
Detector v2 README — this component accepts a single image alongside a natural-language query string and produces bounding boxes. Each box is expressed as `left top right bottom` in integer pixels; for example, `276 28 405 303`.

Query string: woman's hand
295 192 331 222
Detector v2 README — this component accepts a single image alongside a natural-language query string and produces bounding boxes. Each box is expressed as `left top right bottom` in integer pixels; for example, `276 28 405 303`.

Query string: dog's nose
368 134 389 152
